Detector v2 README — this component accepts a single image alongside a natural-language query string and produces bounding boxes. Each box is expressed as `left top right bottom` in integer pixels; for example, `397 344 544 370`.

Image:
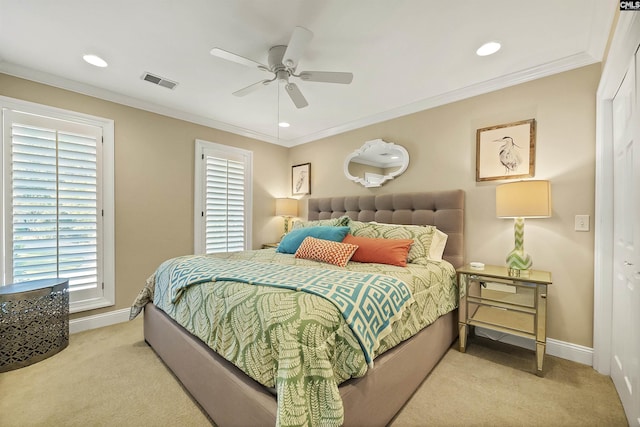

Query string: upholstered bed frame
144 190 464 426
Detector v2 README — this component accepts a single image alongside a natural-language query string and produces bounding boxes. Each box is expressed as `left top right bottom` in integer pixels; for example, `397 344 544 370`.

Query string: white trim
0 95 113 128
287 52 601 147
0 51 602 148
0 95 116 312
475 328 593 366
594 12 640 375
547 338 594 366
194 139 253 254
585 0 619 60
0 63 281 146
69 307 130 334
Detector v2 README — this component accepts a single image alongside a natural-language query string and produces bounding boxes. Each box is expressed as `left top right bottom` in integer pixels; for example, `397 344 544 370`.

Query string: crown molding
0 61 286 147
286 52 600 146
1 51 599 148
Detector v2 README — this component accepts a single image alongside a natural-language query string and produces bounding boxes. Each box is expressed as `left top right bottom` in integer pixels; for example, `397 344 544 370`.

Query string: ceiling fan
210 26 353 109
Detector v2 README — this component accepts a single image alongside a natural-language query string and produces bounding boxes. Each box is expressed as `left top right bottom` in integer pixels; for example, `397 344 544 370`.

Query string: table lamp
275 198 298 236
496 180 551 274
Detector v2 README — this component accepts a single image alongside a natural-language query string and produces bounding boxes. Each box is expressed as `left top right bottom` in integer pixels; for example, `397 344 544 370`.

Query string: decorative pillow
294 236 359 267
342 234 413 267
276 226 350 254
347 220 438 265
429 229 449 262
291 216 350 230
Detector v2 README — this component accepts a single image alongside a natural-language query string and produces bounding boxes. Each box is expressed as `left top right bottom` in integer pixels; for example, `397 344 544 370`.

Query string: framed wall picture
292 163 311 195
476 119 536 182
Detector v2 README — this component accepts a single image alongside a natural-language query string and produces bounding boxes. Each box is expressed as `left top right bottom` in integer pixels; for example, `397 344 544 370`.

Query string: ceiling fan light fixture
276 70 289 84
476 41 501 56
211 26 351 110
83 54 108 67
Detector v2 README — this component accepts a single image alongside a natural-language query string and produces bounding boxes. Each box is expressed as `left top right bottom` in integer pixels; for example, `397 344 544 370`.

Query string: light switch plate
575 215 590 231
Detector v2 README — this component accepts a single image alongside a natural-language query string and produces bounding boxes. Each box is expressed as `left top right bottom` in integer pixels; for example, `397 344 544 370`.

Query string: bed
134 190 464 426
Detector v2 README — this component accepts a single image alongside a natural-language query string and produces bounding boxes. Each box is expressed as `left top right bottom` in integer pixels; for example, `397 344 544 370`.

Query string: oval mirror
344 139 409 187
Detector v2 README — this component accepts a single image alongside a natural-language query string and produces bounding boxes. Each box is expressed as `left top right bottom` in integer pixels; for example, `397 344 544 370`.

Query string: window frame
1 96 115 313
193 139 253 254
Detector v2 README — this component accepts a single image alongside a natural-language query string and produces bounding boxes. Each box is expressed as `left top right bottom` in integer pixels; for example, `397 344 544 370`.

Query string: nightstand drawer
467 283 536 310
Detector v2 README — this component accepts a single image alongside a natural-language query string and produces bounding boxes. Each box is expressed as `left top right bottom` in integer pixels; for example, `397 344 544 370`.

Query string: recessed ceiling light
83 54 108 68
476 41 501 57
278 122 290 128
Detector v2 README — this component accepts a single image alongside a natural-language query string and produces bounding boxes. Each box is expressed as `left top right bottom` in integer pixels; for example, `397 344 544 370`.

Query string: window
1 97 115 313
194 139 252 254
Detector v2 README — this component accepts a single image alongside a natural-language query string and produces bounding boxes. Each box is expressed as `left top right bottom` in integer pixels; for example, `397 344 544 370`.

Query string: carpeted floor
0 317 627 426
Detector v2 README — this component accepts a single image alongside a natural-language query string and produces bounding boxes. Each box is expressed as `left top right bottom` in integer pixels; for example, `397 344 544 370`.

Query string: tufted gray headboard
307 190 465 268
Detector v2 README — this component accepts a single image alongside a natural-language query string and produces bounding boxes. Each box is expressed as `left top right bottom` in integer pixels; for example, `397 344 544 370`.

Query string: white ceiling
0 0 616 147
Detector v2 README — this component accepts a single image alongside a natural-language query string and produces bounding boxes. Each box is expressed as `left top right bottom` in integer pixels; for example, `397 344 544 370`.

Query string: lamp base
506 217 532 276
283 216 292 235
506 248 532 275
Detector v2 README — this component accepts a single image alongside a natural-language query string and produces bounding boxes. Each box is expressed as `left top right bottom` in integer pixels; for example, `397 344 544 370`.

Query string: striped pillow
348 220 437 265
294 236 359 267
291 216 350 230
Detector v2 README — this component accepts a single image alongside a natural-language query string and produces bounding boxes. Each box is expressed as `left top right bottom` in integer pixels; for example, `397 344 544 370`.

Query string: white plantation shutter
205 156 245 252
2 107 112 310
195 140 252 254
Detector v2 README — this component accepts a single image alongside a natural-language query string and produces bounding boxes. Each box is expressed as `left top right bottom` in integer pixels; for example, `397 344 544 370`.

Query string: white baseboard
546 338 593 366
69 308 131 334
475 327 593 366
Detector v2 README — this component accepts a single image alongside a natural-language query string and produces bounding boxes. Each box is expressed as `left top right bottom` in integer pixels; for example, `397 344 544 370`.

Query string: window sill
70 296 115 314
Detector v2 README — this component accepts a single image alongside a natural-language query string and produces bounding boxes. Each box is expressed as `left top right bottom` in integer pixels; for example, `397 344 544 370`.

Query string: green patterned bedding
164 256 414 365
132 249 457 427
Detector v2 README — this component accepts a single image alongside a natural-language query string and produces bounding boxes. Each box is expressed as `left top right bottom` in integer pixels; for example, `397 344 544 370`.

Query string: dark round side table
0 278 69 372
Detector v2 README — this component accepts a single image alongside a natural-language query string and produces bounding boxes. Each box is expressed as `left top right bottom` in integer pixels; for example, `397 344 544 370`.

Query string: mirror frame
343 139 409 188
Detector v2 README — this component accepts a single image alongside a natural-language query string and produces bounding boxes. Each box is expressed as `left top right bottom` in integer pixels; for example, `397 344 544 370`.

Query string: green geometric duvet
134 249 457 427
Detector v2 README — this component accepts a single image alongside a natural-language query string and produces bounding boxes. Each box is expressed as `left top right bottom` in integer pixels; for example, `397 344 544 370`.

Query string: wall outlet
575 215 590 232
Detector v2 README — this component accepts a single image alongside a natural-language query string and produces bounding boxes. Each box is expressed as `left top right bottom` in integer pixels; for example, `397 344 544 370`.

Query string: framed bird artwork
476 119 536 182
292 162 311 195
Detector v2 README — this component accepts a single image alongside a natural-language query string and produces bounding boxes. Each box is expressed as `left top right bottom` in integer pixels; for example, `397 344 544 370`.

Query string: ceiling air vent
141 72 178 90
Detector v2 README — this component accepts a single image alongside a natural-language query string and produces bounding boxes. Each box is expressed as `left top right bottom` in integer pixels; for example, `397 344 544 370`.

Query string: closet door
611 47 640 427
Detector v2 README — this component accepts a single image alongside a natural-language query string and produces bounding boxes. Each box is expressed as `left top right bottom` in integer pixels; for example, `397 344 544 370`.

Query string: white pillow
429 229 448 262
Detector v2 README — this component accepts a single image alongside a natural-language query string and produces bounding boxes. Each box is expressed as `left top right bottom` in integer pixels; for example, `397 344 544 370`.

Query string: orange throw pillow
343 234 413 267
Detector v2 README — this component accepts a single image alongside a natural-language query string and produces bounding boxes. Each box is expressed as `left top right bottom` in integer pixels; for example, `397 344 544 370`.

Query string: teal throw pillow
276 226 350 254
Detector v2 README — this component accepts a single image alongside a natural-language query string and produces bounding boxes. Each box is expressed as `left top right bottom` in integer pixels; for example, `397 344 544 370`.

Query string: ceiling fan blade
282 26 313 69
285 83 308 108
233 79 272 97
210 48 269 71
298 71 353 84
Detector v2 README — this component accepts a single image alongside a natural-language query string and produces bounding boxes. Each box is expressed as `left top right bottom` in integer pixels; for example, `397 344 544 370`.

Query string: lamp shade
496 180 551 218
275 198 298 217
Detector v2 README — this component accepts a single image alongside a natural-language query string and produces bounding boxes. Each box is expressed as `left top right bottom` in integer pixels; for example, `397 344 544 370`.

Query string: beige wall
0 74 290 320
289 64 601 348
1 64 600 347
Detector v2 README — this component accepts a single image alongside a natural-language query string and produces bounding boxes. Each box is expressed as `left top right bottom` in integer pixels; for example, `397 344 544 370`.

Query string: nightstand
457 264 553 376
262 242 279 249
